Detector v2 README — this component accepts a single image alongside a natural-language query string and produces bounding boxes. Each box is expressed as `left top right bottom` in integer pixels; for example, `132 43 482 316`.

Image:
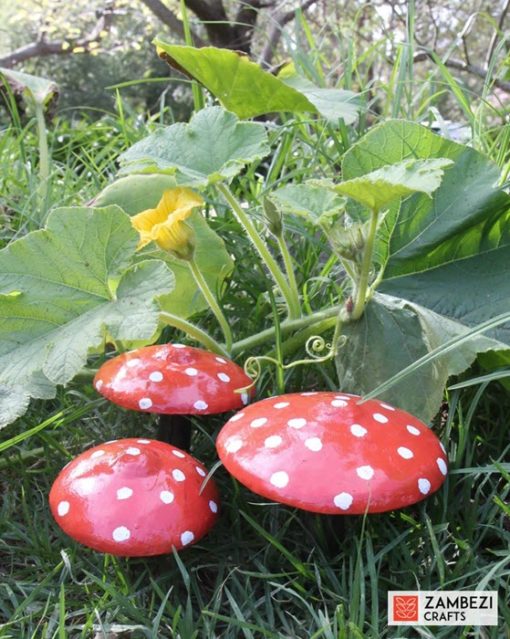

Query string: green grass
2 19 510 637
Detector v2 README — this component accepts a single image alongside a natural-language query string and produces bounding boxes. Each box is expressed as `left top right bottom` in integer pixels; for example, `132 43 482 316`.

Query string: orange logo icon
393 595 419 622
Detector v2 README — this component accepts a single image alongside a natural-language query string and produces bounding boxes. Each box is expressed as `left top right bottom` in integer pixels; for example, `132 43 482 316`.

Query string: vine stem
231 305 342 356
35 103 49 218
159 311 230 357
351 208 379 320
216 183 301 320
276 233 300 318
188 258 233 352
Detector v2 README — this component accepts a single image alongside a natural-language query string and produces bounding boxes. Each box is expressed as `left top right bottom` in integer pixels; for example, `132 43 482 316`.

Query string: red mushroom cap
93 344 253 415
216 392 448 514
49 438 220 556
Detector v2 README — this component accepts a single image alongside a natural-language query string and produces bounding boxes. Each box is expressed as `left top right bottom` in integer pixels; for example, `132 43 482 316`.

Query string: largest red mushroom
216 392 448 513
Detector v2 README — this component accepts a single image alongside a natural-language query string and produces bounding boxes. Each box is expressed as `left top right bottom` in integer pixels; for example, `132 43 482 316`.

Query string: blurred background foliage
1 0 510 121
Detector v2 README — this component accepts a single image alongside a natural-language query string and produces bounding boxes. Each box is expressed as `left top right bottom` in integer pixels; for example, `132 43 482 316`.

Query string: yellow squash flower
131 187 204 259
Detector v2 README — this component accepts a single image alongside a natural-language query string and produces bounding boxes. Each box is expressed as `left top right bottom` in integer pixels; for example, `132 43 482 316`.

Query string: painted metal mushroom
216 392 448 513
49 438 219 556
93 343 254 449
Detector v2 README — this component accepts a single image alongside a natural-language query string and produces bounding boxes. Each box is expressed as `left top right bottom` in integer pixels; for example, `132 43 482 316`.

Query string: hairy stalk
188 258 233 352
35 103 49 219
350 208 379 320
276 233 301 318
159 312 229 357
216 183 301 319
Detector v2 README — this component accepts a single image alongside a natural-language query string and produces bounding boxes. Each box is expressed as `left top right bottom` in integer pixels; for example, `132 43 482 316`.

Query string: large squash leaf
0 205 175 427
335 121 510 421
118 107 270 187
94 175 234 319
156 42 360 123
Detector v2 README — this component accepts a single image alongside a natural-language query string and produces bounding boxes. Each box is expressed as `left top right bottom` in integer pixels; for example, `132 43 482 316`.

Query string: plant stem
351 208 379 320
216 183 301 320
35 103 49 219
276 233 301 317
159 311 229 357
231 305 341 356
188 258 233 353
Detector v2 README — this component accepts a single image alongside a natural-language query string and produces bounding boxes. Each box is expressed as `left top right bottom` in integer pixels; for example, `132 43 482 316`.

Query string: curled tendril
238 332 348 389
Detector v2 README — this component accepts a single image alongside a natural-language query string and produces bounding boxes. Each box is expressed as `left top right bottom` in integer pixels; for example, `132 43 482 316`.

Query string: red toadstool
49 438 219 556
93 343 254 448
216 392 448 514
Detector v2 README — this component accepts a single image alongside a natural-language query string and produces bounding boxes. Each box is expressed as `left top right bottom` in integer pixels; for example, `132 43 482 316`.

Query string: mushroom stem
157 414 192 451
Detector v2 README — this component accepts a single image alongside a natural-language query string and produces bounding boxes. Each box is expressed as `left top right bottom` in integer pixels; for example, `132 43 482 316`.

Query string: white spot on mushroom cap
229 412 244 422
185 367 198 377
250 417 268 428
288 418 307 429
301 392 317 396
215 357 227 364
95 379 104 390
350 424 367 438
91 450 105 459
305 437 323 452
270 471 289 488
264 435 282 449
331 399 348 408
439 442 447 454
116 487 133 500
407 425 421 436
225 438 243 453
172 344 186 349
209 500 218 513
333 492 353 510
397 447 414 460
181 530 194 545
112 526 131 542
126 358 141 368
217 372 231 383
418 478 431 494
195 466 206 477
273 402 290 409
160 490 174 504
139 397 153 410
241 392 250 405
172 450 185 458
172 469 186 482
356 465 374 480
137 439 151 444
149 371 163 382
373 413 388 424
437 458 447 475
380 402 396 411
57 501 70 516
126 447 141 456
193 400 208 411
335 395 351 401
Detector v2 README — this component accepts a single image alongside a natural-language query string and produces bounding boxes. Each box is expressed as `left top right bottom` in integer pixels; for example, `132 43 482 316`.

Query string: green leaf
342 120 510 275
118 107 270 187
336 293 502 422
0 67 58 110
335 120 510 420
94 175 234 319
156 42 361 123
280 74 360 124
335 157 453 211
0 205 175 427
271 182 346 225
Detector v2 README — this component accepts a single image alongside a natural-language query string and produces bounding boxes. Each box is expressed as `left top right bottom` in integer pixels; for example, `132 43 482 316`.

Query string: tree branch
0 4 115 68
413 51 510 93
259 0 318 68
139 0 205 46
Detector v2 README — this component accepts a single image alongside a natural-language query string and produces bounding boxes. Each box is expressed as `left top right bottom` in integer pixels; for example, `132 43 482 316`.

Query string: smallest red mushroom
49 438 219 556
93 344 253 415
